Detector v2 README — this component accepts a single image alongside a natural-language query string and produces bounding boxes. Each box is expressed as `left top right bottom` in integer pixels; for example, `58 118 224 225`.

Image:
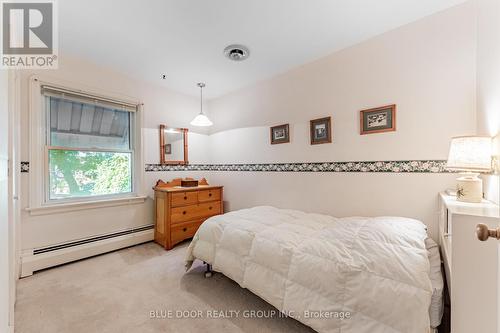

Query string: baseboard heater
21 224 154 277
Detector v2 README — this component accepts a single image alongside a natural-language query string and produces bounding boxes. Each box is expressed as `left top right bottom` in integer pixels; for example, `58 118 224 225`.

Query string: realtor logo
1 0 58 68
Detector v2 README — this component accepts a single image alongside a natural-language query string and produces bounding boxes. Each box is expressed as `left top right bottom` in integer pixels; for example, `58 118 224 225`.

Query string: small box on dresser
154 178 223 250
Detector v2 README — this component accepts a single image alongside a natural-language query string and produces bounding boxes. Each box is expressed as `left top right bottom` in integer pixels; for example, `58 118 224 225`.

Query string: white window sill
26 195 148 216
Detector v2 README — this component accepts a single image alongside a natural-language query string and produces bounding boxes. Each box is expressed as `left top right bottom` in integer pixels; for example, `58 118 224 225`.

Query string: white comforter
185 206 433 333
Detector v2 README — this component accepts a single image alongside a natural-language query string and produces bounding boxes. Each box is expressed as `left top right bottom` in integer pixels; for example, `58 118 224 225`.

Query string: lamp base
456 173 483 203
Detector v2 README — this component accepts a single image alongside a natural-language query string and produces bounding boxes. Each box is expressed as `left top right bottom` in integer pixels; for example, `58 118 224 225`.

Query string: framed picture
270 124 290 144
310 117 332 145
360 104 396 135
165 143 172 155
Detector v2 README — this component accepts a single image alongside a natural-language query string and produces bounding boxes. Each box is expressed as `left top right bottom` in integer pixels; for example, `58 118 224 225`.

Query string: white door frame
496 135 500 333
7 69 20 332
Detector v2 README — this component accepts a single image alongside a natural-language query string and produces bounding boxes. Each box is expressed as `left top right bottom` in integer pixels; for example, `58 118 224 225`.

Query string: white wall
209 2 476 155
204 2 477 239
475 2 500 330
476 0 500 205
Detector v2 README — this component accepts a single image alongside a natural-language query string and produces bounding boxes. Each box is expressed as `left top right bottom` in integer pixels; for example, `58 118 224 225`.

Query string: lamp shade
190 113 213 127
446 136 492 172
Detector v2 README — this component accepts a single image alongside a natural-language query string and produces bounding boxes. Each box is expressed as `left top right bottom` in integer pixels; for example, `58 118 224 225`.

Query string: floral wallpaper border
20 160 451 174
21 162 30 173
145 160 450 173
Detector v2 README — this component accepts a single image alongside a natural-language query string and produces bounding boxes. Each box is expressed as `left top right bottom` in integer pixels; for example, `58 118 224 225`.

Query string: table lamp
446 136 492 203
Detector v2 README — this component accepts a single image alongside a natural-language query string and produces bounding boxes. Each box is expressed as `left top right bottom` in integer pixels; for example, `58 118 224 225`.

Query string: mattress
186 206 438 333
426 238 444 328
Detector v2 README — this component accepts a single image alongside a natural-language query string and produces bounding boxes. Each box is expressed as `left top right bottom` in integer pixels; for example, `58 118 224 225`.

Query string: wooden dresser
153 178 223 250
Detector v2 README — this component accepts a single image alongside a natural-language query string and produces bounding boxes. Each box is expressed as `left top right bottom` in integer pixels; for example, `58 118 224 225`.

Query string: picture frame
270 124 290 144
310 117 332 145
165 143 172 155
360 104 396 135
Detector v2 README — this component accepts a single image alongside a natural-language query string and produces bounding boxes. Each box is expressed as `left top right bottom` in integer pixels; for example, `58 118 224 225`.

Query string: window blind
41 85 138 112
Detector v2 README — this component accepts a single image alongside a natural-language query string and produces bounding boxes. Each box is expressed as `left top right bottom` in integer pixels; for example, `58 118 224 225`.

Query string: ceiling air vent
224 44 250 61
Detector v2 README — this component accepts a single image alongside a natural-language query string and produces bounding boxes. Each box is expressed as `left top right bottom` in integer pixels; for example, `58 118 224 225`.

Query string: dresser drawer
171 191 198 207
171 220 203 245
171 202 222 224
198 189 221 202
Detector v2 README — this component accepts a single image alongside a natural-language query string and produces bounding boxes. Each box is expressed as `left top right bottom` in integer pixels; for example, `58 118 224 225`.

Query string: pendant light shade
190 82 213 127
190 113 213 127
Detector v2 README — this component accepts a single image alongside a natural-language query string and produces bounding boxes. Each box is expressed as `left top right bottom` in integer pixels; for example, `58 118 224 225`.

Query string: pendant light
190 82 213 127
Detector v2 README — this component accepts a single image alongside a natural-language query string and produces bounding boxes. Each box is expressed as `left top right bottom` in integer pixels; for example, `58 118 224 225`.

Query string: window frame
28 75 146 214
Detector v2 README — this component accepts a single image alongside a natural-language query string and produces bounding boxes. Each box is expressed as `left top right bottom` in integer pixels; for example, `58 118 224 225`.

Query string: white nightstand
438 192 499 333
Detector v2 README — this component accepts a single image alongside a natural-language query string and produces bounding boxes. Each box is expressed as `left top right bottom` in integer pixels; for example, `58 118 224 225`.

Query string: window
43 86 137 202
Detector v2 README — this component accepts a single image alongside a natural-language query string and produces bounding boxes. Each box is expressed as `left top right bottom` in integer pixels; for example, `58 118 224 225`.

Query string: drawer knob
184 196 187 200
183 211 187 215
476 223 500 241
183 227 187 232
209 206 212 210
209 193 212 197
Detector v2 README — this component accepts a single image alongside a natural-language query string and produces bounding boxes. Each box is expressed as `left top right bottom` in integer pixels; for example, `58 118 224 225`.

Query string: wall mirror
159 125 188 165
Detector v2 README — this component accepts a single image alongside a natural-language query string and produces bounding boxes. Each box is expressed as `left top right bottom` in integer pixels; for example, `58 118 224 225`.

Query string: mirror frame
159 124 189 165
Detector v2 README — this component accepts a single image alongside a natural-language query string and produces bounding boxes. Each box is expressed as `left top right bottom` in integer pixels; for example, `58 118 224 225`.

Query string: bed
185 206 443 333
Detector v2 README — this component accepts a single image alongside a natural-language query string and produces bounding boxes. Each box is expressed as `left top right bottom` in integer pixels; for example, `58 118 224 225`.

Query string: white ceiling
60 0 467 99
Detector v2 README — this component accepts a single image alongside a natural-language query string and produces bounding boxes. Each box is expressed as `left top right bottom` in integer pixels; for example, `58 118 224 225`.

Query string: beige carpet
15 241 315 333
